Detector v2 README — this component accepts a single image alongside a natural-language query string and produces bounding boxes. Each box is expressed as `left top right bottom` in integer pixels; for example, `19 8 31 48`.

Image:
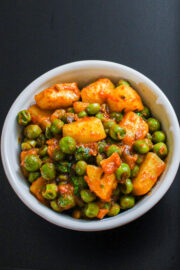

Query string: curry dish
17 78 168 219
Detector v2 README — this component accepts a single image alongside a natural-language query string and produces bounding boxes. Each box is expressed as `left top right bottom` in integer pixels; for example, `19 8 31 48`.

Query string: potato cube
30 177 48 205
35 83 80 110
85 165 117 202
81 78 114 104
28 104 52 129
120 112 149 145
107 85 144 112
132 152 166 195
63 117 106 143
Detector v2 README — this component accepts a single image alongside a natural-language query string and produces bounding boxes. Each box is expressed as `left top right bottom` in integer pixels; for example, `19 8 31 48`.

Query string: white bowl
1 60 180 231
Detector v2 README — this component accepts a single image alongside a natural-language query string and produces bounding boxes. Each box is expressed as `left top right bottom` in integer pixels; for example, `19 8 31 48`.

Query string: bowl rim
1 60 180 231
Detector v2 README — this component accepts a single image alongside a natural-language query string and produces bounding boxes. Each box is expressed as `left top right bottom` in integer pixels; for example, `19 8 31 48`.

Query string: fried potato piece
63 117 106 143
97 209 109 219
132 152 166 195
85 165 117 202
81 78 115 104
28 104 52 129
100 152 121 174
73 101 89 113
30 177 47 204
107 85 144 112
35 83 80 110
120 112 148 145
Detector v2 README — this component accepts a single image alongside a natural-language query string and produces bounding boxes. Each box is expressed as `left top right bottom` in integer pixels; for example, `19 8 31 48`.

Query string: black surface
0 1 179 270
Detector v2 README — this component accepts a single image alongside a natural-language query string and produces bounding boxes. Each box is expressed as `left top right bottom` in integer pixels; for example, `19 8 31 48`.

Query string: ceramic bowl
1 60 180 231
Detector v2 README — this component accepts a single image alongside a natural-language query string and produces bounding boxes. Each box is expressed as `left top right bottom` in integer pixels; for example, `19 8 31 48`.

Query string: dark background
0 1 179 270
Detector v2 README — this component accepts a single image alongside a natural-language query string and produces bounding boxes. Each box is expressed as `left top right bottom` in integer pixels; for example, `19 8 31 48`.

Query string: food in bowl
17 78 168 220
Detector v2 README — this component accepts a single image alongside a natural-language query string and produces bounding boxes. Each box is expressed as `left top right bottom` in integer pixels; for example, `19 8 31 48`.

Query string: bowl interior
2 61 179 231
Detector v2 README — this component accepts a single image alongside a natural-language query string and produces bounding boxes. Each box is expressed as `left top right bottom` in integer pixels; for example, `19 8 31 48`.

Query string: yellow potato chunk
35 83 80 110
63 117 106 143
132 152 166 195
28 104 52 129
85 165 117 202
120 111 148 145
30 177 48 205
81 78 114 104
73 101 89 113
107 85 144 112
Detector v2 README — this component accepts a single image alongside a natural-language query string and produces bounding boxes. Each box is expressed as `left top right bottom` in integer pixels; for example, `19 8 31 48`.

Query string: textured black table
0 1 179 270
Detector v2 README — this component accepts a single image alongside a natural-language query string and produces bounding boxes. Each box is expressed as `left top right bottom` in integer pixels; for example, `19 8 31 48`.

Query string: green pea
41 163 56 180
131 165 139 178
45 126 53 139
147 118 161 133
28 172 40 183
107 145 121 157
140 106 151 118
24 125 42 139
95 112 104 120
50 119 64 135
120 178 133 194
24 139 37 147
115 163 131 180
108 203 120 216
117 80 130 87
120 195 135 209
38 145 48 157
56 162 72 173
109 125 126 140
21 142 31 151
86 103 100 115
17 110 31 126
133 140 150 154
42 184 58 200
97 142 107 153
144 138 153 150
53 149 65 161
75 146 91 161
67 107 74 113
146 133 152 140
78 111 87 118
58 194 75 210
152 131 166 143
103 120 116 134
84 202 99 218
58 174 69 182
71 175 88 195
153 142 168 159
24 154 42 172
110 112 123 123
59 136 76 154
104 202 111 210
75 152 85 161
136 112 143 118
136 155 144 165
80 189 96 203
75 161 87 176
36 134 46 147
96 154 104 166
50 200 60 212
